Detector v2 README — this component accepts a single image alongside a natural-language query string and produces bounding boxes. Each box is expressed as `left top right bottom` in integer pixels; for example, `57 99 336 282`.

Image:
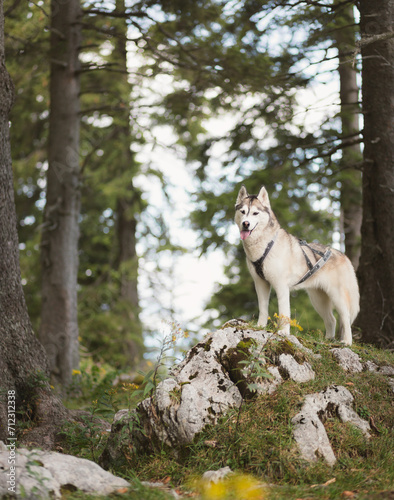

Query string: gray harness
251 235 332 285
295 240 332 286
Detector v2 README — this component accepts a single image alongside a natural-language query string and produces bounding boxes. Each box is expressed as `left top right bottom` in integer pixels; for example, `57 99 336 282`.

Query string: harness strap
295 240 332 286
251 232 279 281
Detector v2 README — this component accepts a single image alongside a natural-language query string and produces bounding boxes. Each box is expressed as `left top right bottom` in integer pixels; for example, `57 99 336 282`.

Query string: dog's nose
242 221 250 229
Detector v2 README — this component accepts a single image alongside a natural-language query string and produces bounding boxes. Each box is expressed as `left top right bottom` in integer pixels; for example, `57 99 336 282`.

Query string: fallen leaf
342 491 356 498
204 440 218 448
116 488 129 494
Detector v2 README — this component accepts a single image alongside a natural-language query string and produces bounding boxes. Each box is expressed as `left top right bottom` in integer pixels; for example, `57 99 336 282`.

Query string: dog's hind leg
307 289 336 340
331 295 352 345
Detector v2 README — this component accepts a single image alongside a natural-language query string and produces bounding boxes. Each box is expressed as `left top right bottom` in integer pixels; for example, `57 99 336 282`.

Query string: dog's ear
257 186 270 208
236 185 248 205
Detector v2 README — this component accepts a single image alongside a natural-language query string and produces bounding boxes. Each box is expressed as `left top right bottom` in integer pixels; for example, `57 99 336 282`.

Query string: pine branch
77 62 128 74
82 8 147 18
4 0 23 16
358 31 394 49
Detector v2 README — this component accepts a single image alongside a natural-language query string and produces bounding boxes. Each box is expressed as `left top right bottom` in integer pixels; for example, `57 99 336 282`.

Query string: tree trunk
0 0 67 446
356 0 394 347
113 0 143 364
117 197 140 315
39 0 82 388
335 3 362 269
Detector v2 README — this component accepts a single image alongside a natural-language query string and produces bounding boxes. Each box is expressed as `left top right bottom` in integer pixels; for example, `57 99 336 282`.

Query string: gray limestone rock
330 347 363 373
0 447 129 499
364 360 394 393
101 325 314 467
378 366 394 376
202 466 234 483
292 385 371 466
278 354 315 383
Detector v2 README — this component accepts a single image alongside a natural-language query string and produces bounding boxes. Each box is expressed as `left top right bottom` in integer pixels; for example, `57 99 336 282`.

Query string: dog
235 185 359 345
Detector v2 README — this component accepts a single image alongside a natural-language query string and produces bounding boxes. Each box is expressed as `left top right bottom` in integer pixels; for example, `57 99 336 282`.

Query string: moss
264 338 308 365
237 338 258 351
203 337 213 352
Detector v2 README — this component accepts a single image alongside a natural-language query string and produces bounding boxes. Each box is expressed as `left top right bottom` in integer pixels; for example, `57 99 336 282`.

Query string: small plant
60 398 113 462
65 360 118 408
230 340 273 442
266 313 303 334
135 320 189 402
356 405 371 420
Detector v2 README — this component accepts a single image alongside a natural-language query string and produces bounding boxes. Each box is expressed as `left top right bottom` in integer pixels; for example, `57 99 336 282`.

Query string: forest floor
59 328 394 500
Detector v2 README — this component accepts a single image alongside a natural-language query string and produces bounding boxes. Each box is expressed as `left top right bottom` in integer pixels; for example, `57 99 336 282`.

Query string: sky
134 127 231 341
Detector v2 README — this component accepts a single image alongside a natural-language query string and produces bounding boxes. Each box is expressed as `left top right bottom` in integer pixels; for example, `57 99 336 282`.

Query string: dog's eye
252 212 259 216
240 209 246 214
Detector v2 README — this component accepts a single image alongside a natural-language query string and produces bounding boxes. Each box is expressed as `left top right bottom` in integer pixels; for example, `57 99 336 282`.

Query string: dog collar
251 231 279 281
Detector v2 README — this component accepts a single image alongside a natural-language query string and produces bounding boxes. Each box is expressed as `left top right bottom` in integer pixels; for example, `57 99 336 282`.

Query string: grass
60 328 394 499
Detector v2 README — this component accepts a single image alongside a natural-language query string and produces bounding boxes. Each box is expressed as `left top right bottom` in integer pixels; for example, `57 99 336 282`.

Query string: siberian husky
235 185 359 345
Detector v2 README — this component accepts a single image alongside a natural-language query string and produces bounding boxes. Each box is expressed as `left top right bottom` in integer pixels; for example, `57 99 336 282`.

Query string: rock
292 385 371 465
101 325 314 467
278 354 315 383
387 378 394 393
202 466 234 483
376 365 394 376
364 360 394 393
256 366 282 395
364 361 394 377
0 447 129 499
331 348 363 373
101 324 374 470
364 360 379 372
292 407 337 466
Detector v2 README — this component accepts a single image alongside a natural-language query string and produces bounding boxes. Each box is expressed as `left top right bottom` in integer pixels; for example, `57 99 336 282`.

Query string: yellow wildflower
231 474 264 500
289 318 303 331
201 481 227 499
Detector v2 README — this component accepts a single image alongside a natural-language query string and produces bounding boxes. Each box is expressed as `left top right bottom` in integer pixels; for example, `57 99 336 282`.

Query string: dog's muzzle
240 221 255 240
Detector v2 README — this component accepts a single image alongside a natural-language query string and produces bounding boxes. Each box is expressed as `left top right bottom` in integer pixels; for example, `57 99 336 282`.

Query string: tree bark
0 0 67 446
39 0 82 388
113 0 143 364
335 2 362 269
356 0 394 347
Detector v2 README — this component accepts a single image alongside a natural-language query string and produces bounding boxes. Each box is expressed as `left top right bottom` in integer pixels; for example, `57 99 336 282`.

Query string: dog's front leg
254 277 271 327
276 286 291 335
